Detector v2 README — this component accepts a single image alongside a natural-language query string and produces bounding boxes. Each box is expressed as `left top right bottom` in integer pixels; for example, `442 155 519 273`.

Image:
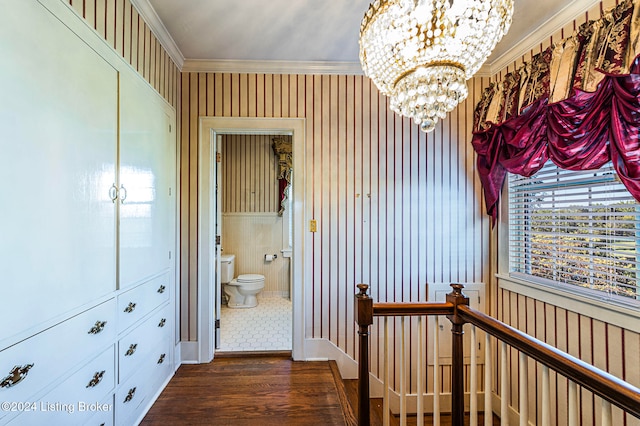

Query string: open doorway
197 117 305 363
216 133 293 352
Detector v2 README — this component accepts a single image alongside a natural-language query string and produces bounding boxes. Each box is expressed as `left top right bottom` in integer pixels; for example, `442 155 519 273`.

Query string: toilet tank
219 254 235 283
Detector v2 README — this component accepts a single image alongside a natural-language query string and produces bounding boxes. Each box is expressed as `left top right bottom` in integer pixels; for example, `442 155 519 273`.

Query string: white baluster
400 316 406 426
541 366 550 426
417 316 424 426
383 317 390 426
471 325 478 426
484 334 492 426
601 399 612 426
433 317 440 426
519 352 528 426
568 380 578 426
501 341 509 426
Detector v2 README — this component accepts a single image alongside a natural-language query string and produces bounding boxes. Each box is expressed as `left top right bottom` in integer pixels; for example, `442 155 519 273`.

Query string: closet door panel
119 71 173 289
0 0 117 340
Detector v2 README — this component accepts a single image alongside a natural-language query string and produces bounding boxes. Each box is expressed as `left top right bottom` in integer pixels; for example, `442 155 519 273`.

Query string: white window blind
508 162 640 303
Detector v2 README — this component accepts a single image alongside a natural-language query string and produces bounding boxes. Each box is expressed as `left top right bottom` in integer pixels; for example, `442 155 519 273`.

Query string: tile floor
218 296 292 352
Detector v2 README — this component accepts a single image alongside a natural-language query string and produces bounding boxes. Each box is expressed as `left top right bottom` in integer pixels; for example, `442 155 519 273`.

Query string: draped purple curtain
470 0 640 222
471 58 640 222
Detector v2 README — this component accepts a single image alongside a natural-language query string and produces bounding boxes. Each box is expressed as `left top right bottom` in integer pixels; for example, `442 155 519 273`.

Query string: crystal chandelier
359 0 513 132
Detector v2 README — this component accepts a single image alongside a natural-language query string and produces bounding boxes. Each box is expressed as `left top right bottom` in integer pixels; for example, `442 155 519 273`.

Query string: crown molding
487 0 600 74
130 0 185 69
475 64 493 78
181 59 365 75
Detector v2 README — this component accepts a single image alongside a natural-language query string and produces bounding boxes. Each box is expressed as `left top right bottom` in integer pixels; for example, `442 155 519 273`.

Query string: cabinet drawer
86 394 114 426
147 336 173 393
115 337 173 426
8 346 115 425
114 369 151 425
117 274 169 333
0 299 115 411
118 304 171 383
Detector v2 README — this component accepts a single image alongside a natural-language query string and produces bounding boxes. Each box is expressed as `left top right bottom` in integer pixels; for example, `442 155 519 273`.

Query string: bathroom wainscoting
219 296 292 352
221 213 290 296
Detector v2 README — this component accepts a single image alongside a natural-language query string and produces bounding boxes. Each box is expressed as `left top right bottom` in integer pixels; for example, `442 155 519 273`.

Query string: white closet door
0 0 117 339
119 71 174 289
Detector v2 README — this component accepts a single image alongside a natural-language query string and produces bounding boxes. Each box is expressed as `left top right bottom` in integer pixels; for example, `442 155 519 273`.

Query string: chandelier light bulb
359 0 513 132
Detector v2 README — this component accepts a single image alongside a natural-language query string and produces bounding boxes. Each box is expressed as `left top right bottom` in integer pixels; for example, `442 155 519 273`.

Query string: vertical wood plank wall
221 134 280 213
63 0 179 108
221 214 289 296
490 1 640 424
179 72 491 380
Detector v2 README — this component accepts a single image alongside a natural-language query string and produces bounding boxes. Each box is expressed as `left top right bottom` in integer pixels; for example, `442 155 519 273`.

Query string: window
508 162 640 304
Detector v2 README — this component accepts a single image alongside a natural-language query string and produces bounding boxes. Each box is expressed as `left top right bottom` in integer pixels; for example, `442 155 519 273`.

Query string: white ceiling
144 0 598 72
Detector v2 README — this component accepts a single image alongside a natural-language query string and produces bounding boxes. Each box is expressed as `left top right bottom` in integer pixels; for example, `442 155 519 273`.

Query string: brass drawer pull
88 320 107 335
158 318 166 328
86 370 105 388
157 354 166 364
124 302 136 313
123 387 136 403
1 364 34 388
125 343 138 356
157 285 166 294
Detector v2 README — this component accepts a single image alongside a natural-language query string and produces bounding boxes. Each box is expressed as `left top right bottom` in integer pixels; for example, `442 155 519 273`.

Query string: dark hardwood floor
142 354 500 425
140 354 348 425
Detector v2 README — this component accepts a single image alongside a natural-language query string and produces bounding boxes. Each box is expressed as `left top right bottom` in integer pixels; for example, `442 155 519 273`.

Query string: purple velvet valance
471 0 640 222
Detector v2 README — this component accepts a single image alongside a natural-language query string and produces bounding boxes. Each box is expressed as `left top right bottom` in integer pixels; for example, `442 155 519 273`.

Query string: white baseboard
133 371 175 425
180 341 199 364
385 391 486 415
260 291 289 299
173 342 181 372
491 391 534 426
303 338 358 379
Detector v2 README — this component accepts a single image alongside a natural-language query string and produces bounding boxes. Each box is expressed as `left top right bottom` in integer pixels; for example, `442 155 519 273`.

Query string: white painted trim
497 274 640 333
475 64 493 78
487 0 600 74
304 337 489 416
133 372 176 425
387 391 486 416
260 291 290 298
304 338 359 379
130 0 185 69
198 117 307 362
173 342 182 371
492 391 535 426
182 59 364 75
180 341 199 364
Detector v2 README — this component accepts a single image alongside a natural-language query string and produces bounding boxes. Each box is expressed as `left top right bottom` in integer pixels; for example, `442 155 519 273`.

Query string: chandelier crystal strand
359 0 513 132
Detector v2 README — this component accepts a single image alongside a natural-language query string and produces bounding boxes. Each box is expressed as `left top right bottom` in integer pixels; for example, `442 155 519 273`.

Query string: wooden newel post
446 283 469 426
356 284 373 426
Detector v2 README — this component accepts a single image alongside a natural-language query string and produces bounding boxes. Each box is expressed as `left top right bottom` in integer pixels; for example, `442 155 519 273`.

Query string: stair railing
356 283 640 426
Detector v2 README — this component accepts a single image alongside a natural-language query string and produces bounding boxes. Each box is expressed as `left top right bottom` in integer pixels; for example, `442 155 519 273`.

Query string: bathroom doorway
217 133 293 352
197 117 305 363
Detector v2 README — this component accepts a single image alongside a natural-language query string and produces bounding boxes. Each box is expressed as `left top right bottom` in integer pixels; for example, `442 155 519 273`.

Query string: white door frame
197 117 306 363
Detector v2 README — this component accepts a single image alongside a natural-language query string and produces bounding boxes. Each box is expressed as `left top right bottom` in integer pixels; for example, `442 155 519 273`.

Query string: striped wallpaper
221 134 281 213
68 0 640 419
489 0 640 424
63 0 179 108
178 72 491 380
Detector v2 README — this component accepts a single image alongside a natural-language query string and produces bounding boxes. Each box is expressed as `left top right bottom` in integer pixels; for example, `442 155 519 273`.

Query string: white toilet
220 254 265 308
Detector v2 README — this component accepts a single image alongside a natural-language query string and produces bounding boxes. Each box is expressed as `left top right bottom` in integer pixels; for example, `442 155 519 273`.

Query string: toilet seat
237 274 264 283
